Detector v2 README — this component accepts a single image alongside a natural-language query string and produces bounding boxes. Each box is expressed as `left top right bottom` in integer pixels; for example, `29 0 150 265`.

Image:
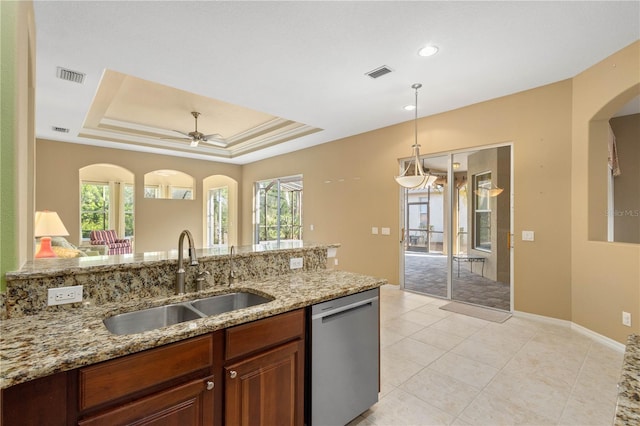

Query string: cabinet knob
206 381 214 391
229 370 237 379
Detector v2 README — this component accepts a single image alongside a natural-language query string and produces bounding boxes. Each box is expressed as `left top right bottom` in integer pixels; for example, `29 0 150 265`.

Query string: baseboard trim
571 322 626 353
513 310 572 327
513 310 625 353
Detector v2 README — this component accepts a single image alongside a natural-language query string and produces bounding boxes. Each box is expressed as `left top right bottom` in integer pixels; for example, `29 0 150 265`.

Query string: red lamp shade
34 211 69 258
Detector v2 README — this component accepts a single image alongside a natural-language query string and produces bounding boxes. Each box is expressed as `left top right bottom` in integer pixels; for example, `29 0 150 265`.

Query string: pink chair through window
89 230 132 255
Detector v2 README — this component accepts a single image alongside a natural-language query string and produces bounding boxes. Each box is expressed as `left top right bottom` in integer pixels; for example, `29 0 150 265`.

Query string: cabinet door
1 372 68 426
78 376 215 426
225 340 304 426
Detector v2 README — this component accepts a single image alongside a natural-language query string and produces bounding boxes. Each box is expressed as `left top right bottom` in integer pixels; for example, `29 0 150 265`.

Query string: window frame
473 171 492 252
170 186 193 200
123 183 135 238
207 186 229 246
254 175 303 244
80 181 110 240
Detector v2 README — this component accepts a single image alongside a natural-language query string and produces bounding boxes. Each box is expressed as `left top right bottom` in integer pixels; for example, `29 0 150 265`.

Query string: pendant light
395 83 438 189
474 183 504 198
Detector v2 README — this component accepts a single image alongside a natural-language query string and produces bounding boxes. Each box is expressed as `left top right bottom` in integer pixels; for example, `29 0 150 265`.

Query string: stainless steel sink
190 292 273 316
104 303 203 335
103 291 273 335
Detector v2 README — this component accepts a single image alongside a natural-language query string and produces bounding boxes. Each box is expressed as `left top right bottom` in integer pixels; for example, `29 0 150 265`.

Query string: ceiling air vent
52 126 70 133
365 65 393 79
56 67 85 84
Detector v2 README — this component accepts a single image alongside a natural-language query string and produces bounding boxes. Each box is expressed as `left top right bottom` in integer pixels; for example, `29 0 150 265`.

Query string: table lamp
34 210 69 258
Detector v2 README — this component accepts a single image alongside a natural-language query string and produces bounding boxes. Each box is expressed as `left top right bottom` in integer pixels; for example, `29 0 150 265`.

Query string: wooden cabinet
78 335 214 413
76 334 217 426
78 376 215 426
225 340 304 426
1 371 69 426
1 310 305 426
224 309 305 426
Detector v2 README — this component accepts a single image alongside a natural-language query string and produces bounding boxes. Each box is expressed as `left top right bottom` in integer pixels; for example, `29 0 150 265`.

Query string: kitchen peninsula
1 242 385 425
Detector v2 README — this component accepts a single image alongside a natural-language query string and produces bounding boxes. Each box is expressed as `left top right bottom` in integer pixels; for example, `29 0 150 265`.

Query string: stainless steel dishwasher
309 288 379 426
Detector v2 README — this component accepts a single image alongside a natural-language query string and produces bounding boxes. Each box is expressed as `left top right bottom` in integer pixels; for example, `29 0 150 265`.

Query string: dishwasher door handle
311 297 378 321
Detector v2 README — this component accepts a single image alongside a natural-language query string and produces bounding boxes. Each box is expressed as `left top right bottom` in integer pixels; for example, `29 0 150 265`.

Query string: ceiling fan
164 111 227 148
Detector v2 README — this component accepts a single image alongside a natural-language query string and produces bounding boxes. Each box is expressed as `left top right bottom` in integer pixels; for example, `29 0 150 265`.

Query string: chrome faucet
228 245 237 286
176 230 198 295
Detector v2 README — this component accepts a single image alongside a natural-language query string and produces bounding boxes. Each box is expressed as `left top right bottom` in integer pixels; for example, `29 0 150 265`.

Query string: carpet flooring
403 252 510 311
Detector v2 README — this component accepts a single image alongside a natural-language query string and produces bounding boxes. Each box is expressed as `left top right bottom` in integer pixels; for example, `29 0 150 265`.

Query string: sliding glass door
401 146 512 311
402 154 449 298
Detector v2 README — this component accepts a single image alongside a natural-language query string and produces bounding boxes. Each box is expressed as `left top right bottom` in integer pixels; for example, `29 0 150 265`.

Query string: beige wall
243 79 574 321
610 113 640 243
35 139 242 253
31 41 640 343
572 41 640 343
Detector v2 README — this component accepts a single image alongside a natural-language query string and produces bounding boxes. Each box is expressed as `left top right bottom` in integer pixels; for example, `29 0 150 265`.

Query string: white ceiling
33 1 640 165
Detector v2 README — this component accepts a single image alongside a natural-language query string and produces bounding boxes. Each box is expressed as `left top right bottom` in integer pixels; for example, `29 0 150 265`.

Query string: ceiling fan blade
169 130 192 137
161 136 192 142
202 133 227 147
203 133 223 139
203 138 228 148
160 113 222 148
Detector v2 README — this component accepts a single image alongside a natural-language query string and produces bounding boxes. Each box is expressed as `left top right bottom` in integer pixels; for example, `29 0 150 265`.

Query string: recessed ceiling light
404 105 416 111
418 45 439 57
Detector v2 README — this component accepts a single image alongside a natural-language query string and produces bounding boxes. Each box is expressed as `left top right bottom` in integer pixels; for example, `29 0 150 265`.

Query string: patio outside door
401 146 512 312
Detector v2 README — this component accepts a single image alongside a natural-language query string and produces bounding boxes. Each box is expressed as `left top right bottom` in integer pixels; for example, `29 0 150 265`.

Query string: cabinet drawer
225 309 304 360
78 375 215 426
79 335 213 411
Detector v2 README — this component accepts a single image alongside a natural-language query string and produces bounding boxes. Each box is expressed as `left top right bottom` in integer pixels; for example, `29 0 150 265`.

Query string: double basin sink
103 291 273 335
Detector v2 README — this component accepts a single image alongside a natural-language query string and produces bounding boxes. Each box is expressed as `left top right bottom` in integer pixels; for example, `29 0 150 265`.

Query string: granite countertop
0 269 385 389
615 334 640 425
7 241 339 280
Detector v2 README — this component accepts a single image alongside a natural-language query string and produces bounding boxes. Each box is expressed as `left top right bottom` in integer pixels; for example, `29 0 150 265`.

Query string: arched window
144 170 194 199
203 175 238 247
79 164 134 242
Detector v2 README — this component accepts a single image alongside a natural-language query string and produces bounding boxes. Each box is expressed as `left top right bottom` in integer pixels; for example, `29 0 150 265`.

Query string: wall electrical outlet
290 257 304 270
48 285 83 306
622 311 632 327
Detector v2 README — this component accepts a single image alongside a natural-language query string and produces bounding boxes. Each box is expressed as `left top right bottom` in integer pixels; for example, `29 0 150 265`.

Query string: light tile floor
349 285 624 426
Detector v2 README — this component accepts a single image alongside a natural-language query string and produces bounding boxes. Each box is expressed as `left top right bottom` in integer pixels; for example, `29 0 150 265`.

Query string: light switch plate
522 230 535 241
381 227 391 235
371 227 379 235
290 257 304 269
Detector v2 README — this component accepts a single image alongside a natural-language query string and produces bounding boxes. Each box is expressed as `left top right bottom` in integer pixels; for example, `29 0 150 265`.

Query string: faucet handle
196 270 211 291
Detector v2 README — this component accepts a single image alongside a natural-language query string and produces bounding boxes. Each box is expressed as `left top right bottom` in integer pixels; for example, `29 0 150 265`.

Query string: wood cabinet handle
206 380 214 390
229 370 237 379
